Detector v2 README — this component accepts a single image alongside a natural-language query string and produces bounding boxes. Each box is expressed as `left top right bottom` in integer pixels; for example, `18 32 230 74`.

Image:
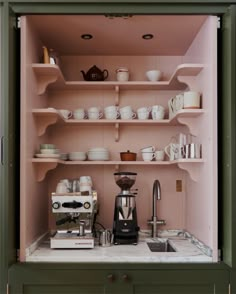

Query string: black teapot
81 65 109 81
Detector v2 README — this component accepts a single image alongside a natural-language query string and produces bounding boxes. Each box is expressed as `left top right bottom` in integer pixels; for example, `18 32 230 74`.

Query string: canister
116 67 129 81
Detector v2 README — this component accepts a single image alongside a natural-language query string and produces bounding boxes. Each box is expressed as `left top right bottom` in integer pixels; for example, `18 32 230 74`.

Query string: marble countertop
26 230 213 263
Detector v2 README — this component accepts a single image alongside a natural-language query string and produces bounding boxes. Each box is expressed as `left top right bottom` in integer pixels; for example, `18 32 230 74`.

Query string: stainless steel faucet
147 180 166 238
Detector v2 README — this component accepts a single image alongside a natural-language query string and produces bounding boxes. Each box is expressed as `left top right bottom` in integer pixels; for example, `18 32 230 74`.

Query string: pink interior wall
20 16 51 261
183 16 218 260
20 15 218 261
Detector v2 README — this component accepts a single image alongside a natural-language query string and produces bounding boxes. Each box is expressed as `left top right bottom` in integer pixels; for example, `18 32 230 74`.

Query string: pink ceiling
30 15 207 56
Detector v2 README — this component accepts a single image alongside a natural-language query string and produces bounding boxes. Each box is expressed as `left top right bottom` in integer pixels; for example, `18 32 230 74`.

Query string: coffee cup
155 150 165 161
141 146 155 153
141 152 156 161
164 143 179 161
56 182 68 194
151 105 165 120
137 107 150 120
88 107 103 120
184 143 201 159
120 106 136 120
73 108 87 120
104 105 119 119
183 91 201 109
59 109 73 119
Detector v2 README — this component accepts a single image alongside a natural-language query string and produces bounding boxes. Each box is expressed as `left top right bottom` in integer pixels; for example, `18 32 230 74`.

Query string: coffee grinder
113 172 139 245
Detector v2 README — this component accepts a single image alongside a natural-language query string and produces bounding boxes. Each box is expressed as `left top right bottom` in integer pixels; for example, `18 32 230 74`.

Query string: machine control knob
52 202 61 209
84 202 91 209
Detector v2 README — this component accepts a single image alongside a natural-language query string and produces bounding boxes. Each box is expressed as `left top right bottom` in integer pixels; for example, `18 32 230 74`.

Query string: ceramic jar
116 67 129 81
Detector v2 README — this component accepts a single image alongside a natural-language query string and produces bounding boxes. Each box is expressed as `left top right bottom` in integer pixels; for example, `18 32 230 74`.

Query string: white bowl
146 70 162 81
88 147 109 152
69 152 87 161
40 149 57 154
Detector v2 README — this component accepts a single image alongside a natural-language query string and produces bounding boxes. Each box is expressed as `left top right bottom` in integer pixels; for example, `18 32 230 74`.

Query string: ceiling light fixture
81 34 93 40
142 34 154 40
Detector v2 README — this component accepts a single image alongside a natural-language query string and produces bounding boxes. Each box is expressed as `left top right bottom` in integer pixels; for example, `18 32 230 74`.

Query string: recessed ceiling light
81 34 93 40
142 34 154 40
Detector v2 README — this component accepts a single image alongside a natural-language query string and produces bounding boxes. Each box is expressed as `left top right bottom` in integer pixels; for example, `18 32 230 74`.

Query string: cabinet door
0 6 20 294
8 265 130 294
123 270 229 294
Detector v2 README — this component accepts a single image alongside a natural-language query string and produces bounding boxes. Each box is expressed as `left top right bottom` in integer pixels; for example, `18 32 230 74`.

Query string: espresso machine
113 172 139 245
50 190 98 249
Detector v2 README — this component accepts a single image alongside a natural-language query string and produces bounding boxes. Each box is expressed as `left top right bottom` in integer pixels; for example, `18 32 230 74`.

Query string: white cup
164 143 179 161
183 91 201 109
137 107 150 120
56 182 68 194
88 107 103 120
120 106 136 120
141 146 155 153
104 105 119 119
151 105 165 120
59 109 73 119
141 152 156 161
73 108 87 120
155 150 165 161
80 176 92 185
146 70 162 81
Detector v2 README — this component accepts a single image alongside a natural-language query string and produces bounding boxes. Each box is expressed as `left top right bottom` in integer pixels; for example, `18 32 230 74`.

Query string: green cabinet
1 1 236 293
8 266 229 294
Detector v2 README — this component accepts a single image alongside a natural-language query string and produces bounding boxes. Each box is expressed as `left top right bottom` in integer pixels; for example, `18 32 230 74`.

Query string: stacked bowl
87 148 110 161
69 151 87 161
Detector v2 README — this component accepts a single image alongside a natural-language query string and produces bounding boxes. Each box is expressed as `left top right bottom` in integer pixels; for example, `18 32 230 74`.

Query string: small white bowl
69 152 87 161
146 70 162 81
40 149 57 155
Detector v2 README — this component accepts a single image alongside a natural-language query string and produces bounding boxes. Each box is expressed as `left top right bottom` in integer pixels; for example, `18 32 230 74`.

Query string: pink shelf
32 158 204 182
32 63 204 93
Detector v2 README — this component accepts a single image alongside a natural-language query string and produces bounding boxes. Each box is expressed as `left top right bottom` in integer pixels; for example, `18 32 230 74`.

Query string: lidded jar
116 67 129 81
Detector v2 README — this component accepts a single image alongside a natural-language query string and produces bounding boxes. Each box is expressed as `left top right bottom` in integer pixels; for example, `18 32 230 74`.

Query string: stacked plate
87 147 109 161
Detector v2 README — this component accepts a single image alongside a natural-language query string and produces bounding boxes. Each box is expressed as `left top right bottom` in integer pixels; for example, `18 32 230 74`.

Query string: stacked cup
141 146 156 161
88 107 103 120
119 106 136 120
137 107 150 120
151 105 165 120
104 105 119 119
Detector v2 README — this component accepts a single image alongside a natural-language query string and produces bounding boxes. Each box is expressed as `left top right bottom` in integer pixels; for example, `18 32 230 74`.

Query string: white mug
59 109 73 119
79 176 92 185
164 143 179 161
155 150 165 161
137 107 150 120
141 146 155 153
175 94 184 112
56 182 68 194
120 106 136 120
151 105 165 120
104 105 119 119
142 152 156 161
73 108 87 120
183 91 201 109
88 107 103 120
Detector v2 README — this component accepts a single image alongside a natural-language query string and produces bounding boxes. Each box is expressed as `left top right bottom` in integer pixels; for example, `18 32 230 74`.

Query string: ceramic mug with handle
164 143 179 161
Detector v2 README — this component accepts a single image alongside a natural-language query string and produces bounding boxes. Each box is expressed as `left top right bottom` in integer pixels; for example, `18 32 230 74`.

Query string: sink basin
147 241 176 252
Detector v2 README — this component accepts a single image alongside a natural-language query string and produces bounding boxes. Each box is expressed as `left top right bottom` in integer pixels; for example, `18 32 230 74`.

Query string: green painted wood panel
221 5 236 268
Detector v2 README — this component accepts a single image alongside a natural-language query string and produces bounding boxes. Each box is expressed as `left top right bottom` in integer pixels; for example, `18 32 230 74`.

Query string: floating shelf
32 63 204 95
32 158 204 182
32 108 204 139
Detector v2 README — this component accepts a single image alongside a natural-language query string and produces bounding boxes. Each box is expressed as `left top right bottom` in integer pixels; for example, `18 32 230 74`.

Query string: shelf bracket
177 162 200 182
115 123 120 142
176 117 199 136
177 76 198 92
115 164 120 172
36 75 58 95
115 85 120 106
34 116 59 136
33 161 58 182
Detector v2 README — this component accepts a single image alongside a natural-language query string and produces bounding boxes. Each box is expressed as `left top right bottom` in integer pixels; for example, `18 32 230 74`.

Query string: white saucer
35 154 60 159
